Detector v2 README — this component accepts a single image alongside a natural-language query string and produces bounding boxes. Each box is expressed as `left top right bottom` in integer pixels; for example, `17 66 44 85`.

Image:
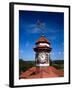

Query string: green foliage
19 59 35 75
51 60 64 70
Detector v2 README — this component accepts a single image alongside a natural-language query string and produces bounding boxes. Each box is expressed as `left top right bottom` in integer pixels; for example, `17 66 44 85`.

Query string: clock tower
33 35 52 73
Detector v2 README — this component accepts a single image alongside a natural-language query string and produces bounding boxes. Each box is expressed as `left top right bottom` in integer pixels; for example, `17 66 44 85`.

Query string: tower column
33 35 52 75
48 53 50 66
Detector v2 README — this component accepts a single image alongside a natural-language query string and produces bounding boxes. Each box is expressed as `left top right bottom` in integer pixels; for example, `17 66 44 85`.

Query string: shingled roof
36 35 50 44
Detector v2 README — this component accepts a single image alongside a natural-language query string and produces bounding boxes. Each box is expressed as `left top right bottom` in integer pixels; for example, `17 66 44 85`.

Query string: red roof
36 35 50 44
19 66 64 79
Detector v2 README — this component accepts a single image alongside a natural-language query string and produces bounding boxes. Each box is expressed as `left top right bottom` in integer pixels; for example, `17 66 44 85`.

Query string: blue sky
19 10 64 61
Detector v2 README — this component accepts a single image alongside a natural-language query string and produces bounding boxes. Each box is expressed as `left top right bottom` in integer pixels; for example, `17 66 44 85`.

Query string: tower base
36 65 49 74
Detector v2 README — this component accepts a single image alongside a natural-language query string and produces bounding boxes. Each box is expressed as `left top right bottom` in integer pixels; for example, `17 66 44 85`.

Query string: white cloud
58 52 61 55
19 49 24 54
51 52 54 55
24 21 48 34
25 42 30 47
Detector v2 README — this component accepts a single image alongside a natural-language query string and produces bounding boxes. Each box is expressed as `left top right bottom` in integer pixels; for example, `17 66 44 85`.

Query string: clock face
38 52 47 63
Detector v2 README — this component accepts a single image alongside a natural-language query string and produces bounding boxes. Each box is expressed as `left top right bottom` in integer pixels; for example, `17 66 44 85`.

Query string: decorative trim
36 63 49 66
